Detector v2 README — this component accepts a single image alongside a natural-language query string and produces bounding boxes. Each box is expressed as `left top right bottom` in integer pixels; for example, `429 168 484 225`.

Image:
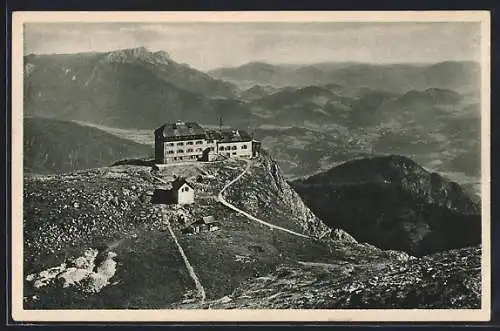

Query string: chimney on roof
173 120 184 129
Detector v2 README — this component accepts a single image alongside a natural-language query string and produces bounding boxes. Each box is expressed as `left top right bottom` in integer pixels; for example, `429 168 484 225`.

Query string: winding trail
150 157 309 303
218 160 311 239
160 206 206 303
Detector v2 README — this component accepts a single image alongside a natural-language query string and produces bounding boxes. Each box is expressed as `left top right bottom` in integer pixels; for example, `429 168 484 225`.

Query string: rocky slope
223 150 336 239
23 153 481 309
102 47 237 97
182 246 480 309
292 155 481 256
23 155 349 309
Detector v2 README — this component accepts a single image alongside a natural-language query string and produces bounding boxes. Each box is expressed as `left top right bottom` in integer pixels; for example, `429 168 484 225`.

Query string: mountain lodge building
154 121 261 164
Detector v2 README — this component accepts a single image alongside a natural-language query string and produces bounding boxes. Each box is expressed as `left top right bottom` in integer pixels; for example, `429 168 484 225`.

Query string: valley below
65 118 481 199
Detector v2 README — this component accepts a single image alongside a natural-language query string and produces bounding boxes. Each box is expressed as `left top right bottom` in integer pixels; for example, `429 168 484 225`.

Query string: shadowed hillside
292 155 481 256
24 117 152 174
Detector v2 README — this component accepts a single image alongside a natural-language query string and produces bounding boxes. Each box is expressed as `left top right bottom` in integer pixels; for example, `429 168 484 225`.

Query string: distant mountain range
210 61 481 94
23 47 481 191
24 48 481 129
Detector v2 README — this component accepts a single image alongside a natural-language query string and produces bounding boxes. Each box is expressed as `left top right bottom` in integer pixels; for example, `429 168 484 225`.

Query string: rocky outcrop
25 248 118 297
260 152 333 237
224 152 348 239
104 47 172 65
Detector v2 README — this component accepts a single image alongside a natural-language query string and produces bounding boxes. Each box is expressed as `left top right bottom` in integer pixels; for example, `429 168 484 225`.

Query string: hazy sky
24 22 481 70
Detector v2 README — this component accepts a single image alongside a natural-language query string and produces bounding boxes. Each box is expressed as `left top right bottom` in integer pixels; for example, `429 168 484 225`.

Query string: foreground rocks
25 248 119 307
181 246 480 309
23 157 482 309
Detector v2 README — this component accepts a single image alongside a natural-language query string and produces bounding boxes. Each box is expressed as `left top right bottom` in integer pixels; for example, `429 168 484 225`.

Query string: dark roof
206 129 252 143
157 122 206 141
188 217 220 227
171 177 194 191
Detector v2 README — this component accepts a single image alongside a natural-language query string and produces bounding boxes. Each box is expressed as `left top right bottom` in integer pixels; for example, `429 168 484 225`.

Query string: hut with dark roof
171 177 194 205
182 215 220 234
151 177 195 205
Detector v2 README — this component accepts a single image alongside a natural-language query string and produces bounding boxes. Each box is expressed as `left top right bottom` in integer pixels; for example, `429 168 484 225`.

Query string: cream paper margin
10 10 491 322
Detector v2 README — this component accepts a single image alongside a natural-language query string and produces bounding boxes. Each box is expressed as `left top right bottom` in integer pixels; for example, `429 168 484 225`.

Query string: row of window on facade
219 144 248 151
165 142 248 150
169 155 200 161
166 140 210 147
167 147 215 154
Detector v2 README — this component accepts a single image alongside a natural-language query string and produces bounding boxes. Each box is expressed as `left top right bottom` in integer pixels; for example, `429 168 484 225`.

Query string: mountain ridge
209 60 480 93
24 48 253 129
292 155 481 256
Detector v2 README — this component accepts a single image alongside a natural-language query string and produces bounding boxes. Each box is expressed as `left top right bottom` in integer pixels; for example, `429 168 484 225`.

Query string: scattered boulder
330 229 358 243
25 248 118 295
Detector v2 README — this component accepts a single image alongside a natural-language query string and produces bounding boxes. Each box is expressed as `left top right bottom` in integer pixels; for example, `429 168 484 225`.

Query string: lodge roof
205 129 252 143
156 121 206 141
155 122 253 143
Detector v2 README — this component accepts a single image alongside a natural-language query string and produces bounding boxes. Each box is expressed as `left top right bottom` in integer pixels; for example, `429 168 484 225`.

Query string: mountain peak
153 50 171 59
105 47 171 65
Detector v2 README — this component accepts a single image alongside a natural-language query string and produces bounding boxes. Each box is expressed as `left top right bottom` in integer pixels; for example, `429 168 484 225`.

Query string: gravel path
218 160 311 239
152 157 310 305
160 206 206 303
